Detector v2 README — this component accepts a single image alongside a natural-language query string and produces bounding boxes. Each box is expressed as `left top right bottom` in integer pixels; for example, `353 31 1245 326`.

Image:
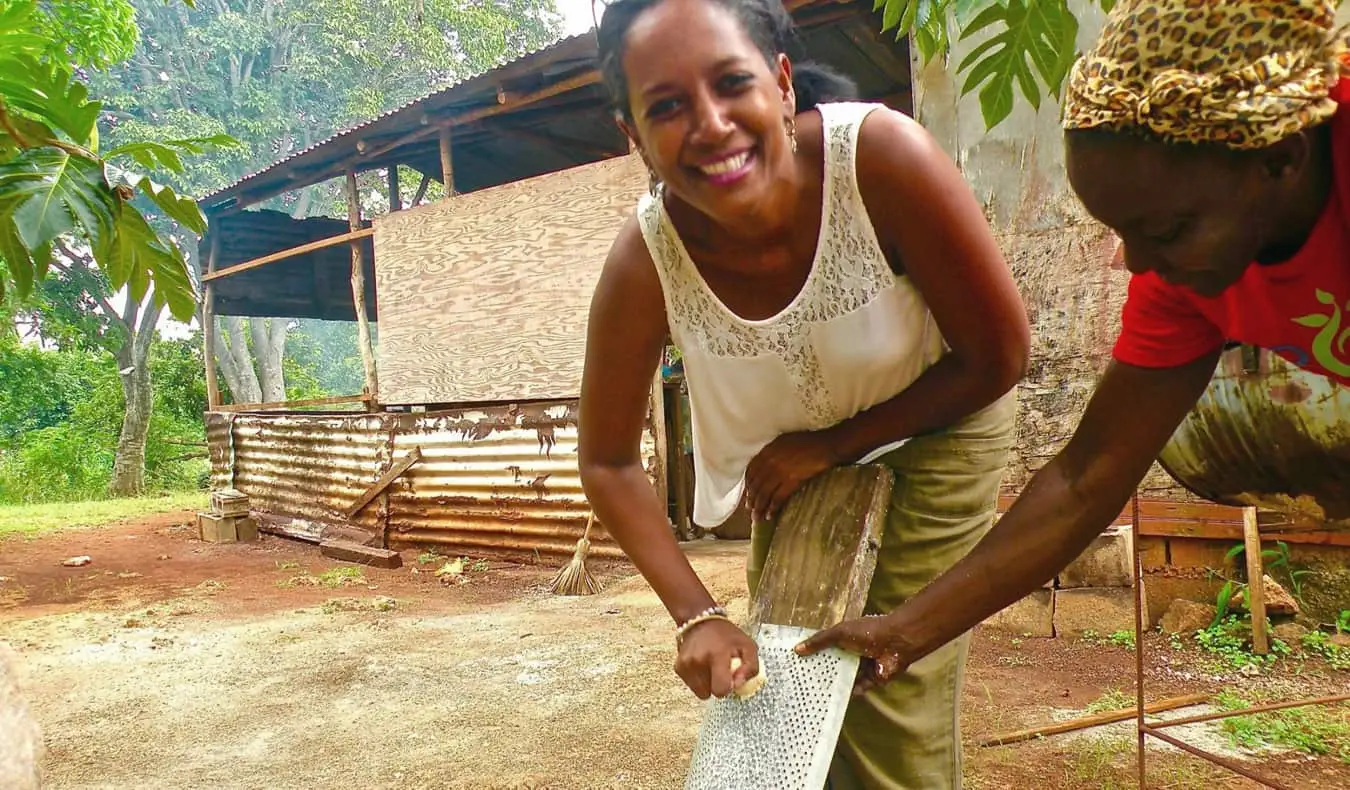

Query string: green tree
92 0 563 405
1 0 240 496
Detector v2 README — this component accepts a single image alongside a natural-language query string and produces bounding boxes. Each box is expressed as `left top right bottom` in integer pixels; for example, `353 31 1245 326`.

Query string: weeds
277 566 367 589
1086 688 1134 714
1214 691 1350 763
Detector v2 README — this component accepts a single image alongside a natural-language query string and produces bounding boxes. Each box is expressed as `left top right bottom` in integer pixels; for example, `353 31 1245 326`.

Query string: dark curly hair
596 0 858 123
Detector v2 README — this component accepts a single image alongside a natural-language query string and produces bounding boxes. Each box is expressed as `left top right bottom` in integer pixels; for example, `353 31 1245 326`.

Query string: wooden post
1243 506 1269 655
203 230 221 409
747 465 893 632
649 364 669 527
438 127 455 196
670 379 694 541
345 170 380 406
387 165 402 212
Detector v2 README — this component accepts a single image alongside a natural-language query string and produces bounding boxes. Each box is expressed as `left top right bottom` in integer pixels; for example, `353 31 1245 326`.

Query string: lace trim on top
638 103 895 428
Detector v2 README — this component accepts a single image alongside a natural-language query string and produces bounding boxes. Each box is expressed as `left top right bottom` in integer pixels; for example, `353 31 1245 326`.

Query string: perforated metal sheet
683 623 859 790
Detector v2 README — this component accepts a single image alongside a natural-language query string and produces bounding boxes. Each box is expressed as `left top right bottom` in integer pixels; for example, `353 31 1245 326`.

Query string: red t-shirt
1112 82 1350 385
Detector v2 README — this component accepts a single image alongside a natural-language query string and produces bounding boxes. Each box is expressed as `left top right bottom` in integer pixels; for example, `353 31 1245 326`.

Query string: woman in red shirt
800 0 1350 684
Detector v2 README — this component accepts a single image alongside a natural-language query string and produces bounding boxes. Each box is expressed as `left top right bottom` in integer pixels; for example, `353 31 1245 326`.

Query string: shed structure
199 0 918 556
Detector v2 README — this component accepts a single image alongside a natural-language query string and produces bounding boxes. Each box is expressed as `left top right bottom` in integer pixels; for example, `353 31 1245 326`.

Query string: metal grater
683 623 859 790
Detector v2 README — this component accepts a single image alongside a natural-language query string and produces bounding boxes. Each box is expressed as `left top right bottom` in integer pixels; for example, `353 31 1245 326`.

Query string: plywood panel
373 154 647 404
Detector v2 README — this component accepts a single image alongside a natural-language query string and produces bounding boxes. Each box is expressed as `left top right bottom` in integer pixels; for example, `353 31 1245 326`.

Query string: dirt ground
1 513 1348 790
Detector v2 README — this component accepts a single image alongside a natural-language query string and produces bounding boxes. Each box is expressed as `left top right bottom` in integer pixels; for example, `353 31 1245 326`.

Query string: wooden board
320 539 404 569
373 154 647 405
748 465 894 633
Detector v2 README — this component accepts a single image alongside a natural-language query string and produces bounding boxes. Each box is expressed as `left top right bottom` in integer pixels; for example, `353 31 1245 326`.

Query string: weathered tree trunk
251 318 288 402
108 301 162 497
223 316 262 403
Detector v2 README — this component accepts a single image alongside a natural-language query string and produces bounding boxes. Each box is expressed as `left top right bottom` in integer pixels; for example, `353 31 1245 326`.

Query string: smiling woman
576 0 1031 786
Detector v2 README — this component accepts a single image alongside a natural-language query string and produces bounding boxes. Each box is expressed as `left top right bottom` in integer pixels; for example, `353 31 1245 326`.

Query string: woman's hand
794 614 914 697
676 619 761 699
744 430 841 522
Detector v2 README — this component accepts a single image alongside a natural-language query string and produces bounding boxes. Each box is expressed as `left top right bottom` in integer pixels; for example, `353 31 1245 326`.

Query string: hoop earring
647 164 661 197
786 115 798 154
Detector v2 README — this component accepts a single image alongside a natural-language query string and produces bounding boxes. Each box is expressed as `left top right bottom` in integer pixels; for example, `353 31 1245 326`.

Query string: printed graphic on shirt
1291 288 1350 378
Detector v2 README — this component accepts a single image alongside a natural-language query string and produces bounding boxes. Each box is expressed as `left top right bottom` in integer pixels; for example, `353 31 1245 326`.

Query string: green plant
1214 691 1350 763
1107 630 1136 650
1086 688 1133 714
1336 610 1350 636
1302 631 1350 672
0 1 238 320
1195 616 1280 671
875 0 1118 129
1211 541 1312 626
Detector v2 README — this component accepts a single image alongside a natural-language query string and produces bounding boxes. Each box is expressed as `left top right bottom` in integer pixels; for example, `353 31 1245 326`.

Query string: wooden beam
978 694 1210 748
203 231 221 409
200 227 375 283
211 394 371 413
1243 507 1269 655
345 447 422 520
345 170 380 404
748 465 893 632
439 127 455 194
649 368 668 521
388 165 402 211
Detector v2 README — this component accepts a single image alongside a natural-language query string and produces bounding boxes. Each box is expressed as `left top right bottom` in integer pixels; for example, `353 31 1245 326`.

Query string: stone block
1167 538 1236 572
1053 586 1148 637
210 488 249 517
198 512 236 543
1138 537 1168 573
1058 525 1134 588
1160 599 1214 636
234 517 259 542
982 590 1054 637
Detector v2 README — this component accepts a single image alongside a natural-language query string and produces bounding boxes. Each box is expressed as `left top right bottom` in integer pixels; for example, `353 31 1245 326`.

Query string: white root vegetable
728 656 767 700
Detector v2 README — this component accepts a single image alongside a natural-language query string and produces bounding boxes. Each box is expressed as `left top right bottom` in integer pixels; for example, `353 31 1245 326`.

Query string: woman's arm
578 218 758 698
797 353 1220 687
744 108 1031 520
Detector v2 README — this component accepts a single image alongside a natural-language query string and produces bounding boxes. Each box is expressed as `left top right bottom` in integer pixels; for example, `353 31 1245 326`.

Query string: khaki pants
747 390 1016 790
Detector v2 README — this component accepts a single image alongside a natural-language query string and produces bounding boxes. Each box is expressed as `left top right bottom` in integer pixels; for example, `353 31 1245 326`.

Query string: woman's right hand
675 618 760 700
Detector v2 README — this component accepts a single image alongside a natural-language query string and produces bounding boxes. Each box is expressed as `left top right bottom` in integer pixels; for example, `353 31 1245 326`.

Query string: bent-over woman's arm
577 217 758 698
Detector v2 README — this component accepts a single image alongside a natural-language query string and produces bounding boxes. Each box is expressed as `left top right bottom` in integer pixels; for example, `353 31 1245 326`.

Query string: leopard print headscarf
1063 0 1350 149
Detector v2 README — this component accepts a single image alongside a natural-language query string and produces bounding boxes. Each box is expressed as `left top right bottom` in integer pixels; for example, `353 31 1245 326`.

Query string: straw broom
549 512 603 595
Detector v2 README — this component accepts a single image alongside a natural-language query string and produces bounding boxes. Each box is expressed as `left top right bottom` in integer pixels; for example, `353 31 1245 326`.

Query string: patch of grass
317 566 366 587
1194 615 1289 671
1301 631 1350 671
320 596 397 614
1080 628 1138 650
277 566 366 589
275 560 301 571
1062 735 1133 788
1086 688 1134 714
1214 691 1350 762
417 550 443 564
0 493 206 537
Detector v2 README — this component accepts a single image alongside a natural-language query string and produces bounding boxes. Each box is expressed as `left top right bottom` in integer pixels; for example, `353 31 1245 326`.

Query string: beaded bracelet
675 605 730 646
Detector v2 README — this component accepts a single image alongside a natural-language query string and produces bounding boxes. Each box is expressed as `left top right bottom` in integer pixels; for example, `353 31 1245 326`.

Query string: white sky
556 0 601 36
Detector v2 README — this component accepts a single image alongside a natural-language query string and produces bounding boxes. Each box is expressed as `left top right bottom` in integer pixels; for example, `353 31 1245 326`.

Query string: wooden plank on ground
345 447 422 520
748 465 893 632
320 539 403 569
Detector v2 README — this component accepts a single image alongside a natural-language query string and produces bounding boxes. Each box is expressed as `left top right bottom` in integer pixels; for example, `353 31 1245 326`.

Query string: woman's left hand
794 613 914 697
744 430 840 522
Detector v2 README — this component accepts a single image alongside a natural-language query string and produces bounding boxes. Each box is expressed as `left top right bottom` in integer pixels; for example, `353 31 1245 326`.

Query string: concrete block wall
983 525 1146 638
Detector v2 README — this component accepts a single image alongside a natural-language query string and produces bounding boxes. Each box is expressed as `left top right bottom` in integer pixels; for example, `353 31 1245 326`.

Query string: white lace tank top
637 101 947 527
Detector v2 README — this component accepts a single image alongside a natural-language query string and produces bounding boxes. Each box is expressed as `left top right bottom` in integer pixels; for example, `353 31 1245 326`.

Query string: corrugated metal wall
206 401 657 558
